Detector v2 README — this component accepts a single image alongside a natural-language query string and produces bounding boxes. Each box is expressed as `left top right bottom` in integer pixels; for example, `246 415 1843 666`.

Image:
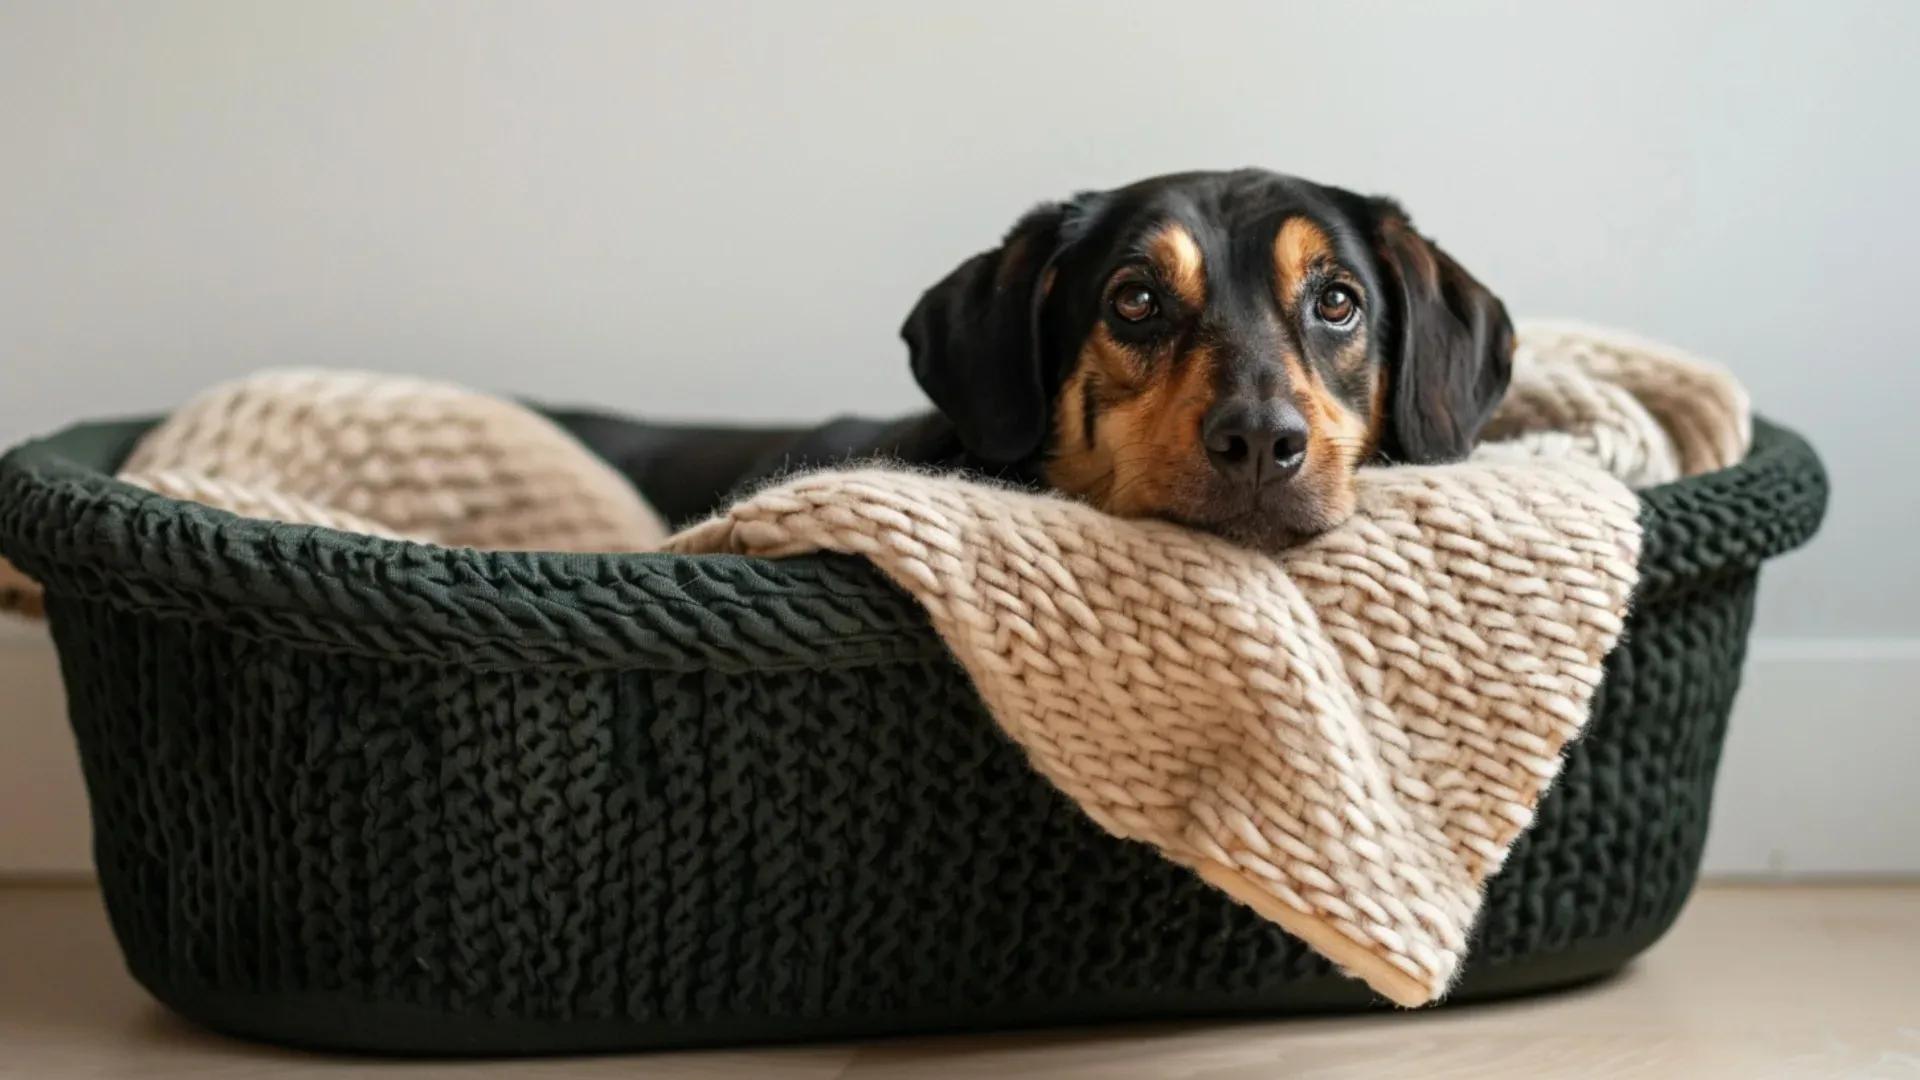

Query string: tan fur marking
1334 337 1372 376
1043 331 1136 502
1278 350 1314 400
1097 344 1218 516
1293 361 1372 525
1368 366 1389 454
1052 367 1095 463
1150 223 1207 309
1046 332 1217 516
1274 217 1335 303
1043 214 1383 531
1081 323 1147 389
1271 216 1374 527
1332 335 1382 456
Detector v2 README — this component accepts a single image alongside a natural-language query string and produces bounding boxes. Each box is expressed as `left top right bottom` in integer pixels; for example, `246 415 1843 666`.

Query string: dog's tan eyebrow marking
1273 216 1335 303
1148 222 1206 308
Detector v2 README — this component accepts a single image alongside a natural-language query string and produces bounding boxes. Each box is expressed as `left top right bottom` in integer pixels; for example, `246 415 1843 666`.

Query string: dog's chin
1170 490 1351 552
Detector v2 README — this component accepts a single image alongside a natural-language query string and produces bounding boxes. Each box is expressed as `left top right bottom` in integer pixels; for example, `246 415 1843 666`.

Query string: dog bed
0 338 1825 1054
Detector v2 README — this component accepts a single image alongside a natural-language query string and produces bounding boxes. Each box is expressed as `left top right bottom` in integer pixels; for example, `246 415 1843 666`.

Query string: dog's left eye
1111 283 1159 323
1315 284 1358 326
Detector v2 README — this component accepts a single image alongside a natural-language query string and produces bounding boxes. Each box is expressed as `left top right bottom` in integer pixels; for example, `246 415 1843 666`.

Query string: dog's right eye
1111 283 1159 323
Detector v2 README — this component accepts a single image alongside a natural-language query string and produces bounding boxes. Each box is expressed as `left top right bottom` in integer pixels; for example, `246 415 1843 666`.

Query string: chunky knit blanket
0 322 1748 1006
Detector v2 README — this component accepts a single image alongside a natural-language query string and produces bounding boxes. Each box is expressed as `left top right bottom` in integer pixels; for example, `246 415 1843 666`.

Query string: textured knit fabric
654 324 1743 1004
657 325 1744 1004
120 370 668 550
0 373 665 613
0 416 1826 1052
1478 321 1752 486
667 462 1641 1005
0 324 1746 1006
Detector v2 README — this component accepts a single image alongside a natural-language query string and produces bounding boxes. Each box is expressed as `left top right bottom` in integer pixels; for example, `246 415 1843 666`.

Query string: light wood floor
0 882 1913 1079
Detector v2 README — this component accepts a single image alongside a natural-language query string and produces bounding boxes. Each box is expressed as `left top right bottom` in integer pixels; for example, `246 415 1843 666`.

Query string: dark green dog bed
0 415 1826 1055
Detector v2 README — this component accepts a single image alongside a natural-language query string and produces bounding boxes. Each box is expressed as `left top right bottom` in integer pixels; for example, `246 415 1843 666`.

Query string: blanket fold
0 322 1750 1006
665 451 1643 1005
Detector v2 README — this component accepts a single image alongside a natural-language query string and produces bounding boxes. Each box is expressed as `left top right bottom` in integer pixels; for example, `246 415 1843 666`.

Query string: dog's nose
1202 400 1309 486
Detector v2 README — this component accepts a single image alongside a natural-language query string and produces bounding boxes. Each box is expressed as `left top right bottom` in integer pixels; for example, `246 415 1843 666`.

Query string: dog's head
902 169 1513 547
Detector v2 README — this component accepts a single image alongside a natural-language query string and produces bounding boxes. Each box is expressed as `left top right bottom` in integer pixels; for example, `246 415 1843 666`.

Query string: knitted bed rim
0 417 1824 675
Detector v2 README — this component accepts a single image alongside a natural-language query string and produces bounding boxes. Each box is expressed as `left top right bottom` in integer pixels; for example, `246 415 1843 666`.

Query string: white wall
2 0 1915 876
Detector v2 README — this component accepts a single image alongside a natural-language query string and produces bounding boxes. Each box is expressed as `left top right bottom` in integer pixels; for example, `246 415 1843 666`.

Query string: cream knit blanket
0 323 1748 1006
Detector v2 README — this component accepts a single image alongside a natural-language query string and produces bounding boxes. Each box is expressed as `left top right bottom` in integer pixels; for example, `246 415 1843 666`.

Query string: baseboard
4 619 1917 878
1698 638 1920 876
0 617 91 876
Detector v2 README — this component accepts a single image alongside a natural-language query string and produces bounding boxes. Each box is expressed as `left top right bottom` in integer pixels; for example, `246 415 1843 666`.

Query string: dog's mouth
1052 437 1361 552
1188 510 1337 552
1160 484 1353 552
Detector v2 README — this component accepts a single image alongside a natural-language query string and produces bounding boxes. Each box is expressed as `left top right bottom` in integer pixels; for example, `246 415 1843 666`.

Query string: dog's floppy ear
901 200 1079 465
1368 200 1514 464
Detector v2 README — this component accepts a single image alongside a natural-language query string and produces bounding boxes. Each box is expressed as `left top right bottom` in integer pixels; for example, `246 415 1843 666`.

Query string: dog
567 169 1513 546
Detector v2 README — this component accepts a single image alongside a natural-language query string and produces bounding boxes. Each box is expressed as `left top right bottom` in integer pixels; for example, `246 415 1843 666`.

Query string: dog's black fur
572 170 1512 539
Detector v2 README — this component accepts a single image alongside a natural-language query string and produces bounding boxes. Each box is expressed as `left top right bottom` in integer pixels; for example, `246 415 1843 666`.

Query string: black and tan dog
572 169 1513 547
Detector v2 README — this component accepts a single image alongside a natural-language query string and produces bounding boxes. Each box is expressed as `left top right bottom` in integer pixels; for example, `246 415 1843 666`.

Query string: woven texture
669 465 1641 1005
1479 322 1753 486
0 327 1743 1005
0 405 1825 1051
653 325 1750 1004
0 370 668 615
120 369 668 550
